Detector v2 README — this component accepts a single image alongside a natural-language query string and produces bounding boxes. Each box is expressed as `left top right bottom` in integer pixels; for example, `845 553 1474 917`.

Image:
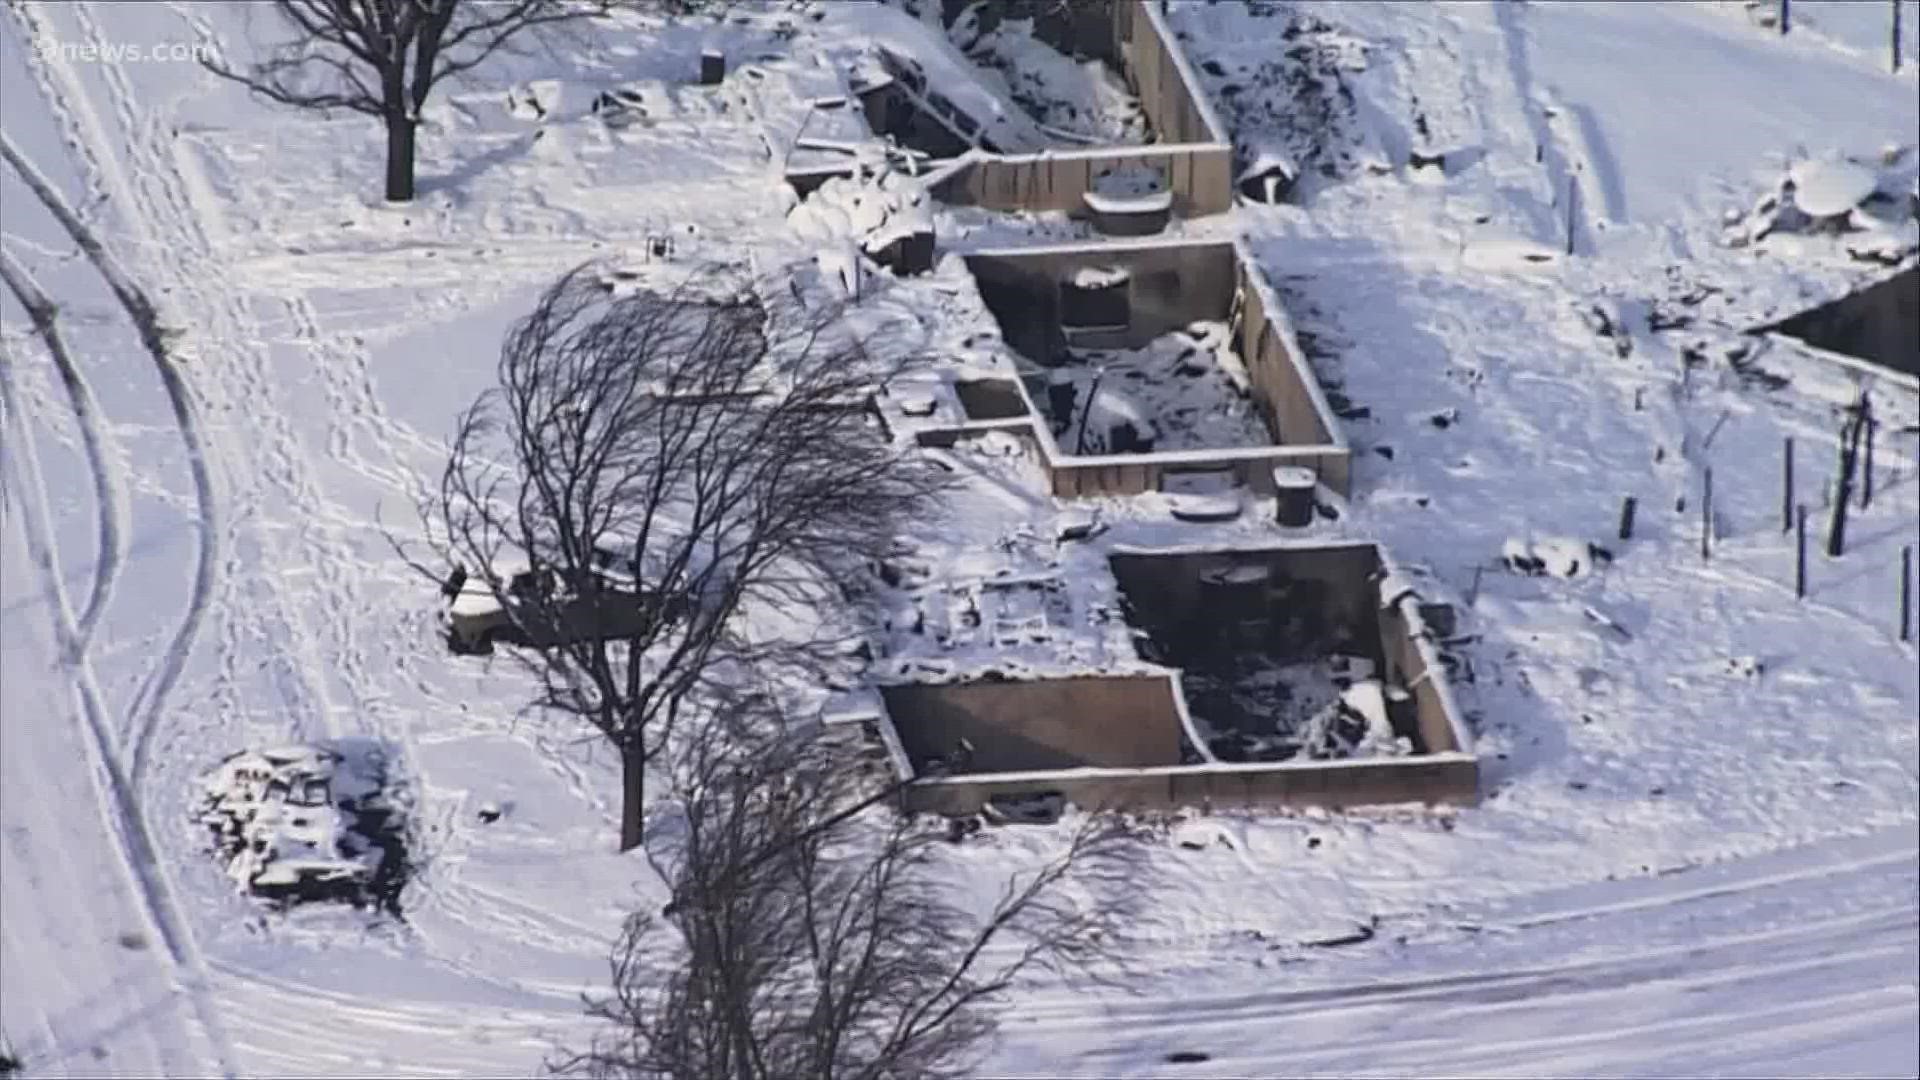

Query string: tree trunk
619 743 645 852
384 114 417 203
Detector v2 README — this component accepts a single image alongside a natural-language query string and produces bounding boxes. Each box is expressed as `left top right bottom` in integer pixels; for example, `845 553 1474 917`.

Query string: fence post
1828 401 1866 558
1565 176 1578 256
1701 468 1713 561
1781 0 1791 34
1618 495 1637 541
1862 416 1876 509
1782 436 1795 533
1896 0 1905 74
1903 544 1914 643
1795 504 1808 599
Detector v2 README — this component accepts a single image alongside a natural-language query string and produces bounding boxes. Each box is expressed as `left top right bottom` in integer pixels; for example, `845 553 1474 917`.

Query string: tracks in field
2 0 435 1070
3 0 222 781
3 4 237 1070
1005 832 1917 1075
9 3 605 1048
0 247 126 651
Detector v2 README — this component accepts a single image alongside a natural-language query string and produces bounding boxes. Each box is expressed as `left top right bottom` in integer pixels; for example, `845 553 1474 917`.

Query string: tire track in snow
207 958 596 1078
1013 872 1916 1031
3 1 222 769
0 247 128 653
1 341 240 1080
1435 1 1567 247
88 0 606 982
1026 917 1915 1078
46 0 348 764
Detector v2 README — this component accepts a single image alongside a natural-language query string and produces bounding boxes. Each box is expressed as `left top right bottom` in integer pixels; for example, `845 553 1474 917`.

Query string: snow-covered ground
3 2 1915 1078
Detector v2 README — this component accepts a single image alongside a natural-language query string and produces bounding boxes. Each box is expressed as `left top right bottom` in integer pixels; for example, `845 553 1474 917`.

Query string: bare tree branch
410 259 944 850
552 716 1135 1080
200 0 606 200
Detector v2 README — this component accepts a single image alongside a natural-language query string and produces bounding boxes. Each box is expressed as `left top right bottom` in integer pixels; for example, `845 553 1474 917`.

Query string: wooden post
1781 0 1791 34
1828 400 1866 558
1782 436 1794 533
1896 541 1912 634
1618 495 1637 541
1862 416 1876 509
1795 504 1808 599
1701 468 1713 561
1895 0 1904 73
1565 176 1578 256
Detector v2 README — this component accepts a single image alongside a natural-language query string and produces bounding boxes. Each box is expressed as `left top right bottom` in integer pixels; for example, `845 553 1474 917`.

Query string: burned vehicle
441 541 690 655
195 744 398 906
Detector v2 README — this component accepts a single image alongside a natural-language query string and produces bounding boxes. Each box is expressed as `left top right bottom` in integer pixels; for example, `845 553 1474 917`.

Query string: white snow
787 164 934 254
962 16 1147 145
1789 155 1881 217
3 0 1917 1077
1082 188 1174 215
1070 264 1132 289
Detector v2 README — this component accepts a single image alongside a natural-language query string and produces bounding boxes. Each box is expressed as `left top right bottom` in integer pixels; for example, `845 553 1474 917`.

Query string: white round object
1167 492 1243 522
1789 158 1877 217
1272 465 1317 491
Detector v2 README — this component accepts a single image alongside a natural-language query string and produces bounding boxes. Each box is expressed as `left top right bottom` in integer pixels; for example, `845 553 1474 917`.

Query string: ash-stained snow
960 16 1148 144
3 0 1917 1077
1028 322 1270 454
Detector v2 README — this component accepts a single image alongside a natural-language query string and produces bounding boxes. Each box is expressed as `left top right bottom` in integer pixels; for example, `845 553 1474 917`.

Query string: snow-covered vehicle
441 547 678 655
196 745 390 901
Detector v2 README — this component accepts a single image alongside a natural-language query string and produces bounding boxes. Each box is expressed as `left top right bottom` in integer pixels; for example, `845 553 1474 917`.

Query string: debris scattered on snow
788 165 934 259
1237 149 1297 203
195 744 408 912
1502 537 1600 579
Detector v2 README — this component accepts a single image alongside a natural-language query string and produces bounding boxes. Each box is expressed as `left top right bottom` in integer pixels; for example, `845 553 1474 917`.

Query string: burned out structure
862 540 1476 817
880 237 1350 501
742 2 1471 818
784 0 1234 233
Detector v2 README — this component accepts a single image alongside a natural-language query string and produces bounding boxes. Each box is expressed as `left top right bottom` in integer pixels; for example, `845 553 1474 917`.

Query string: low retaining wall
878 674 1185 775
1045 446 1351 498
933 145 1234 219
901 754 1480 816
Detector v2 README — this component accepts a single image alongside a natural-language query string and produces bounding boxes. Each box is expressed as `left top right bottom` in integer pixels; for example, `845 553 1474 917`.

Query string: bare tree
552 716 1132 1080
425 261 939 850
203 0 601 201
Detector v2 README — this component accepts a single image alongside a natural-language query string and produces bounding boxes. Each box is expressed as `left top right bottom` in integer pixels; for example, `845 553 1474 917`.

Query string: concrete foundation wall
1378 598 1466 756
878 675 1184 775
1236 251 1336 449
937 147 1235 219
1126 1 1229 148
1047 448 1349 498
957 240 1352 498
1109 543 1384 659
902 755 1480 816
965 242 1237 353
930 2 1233 219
